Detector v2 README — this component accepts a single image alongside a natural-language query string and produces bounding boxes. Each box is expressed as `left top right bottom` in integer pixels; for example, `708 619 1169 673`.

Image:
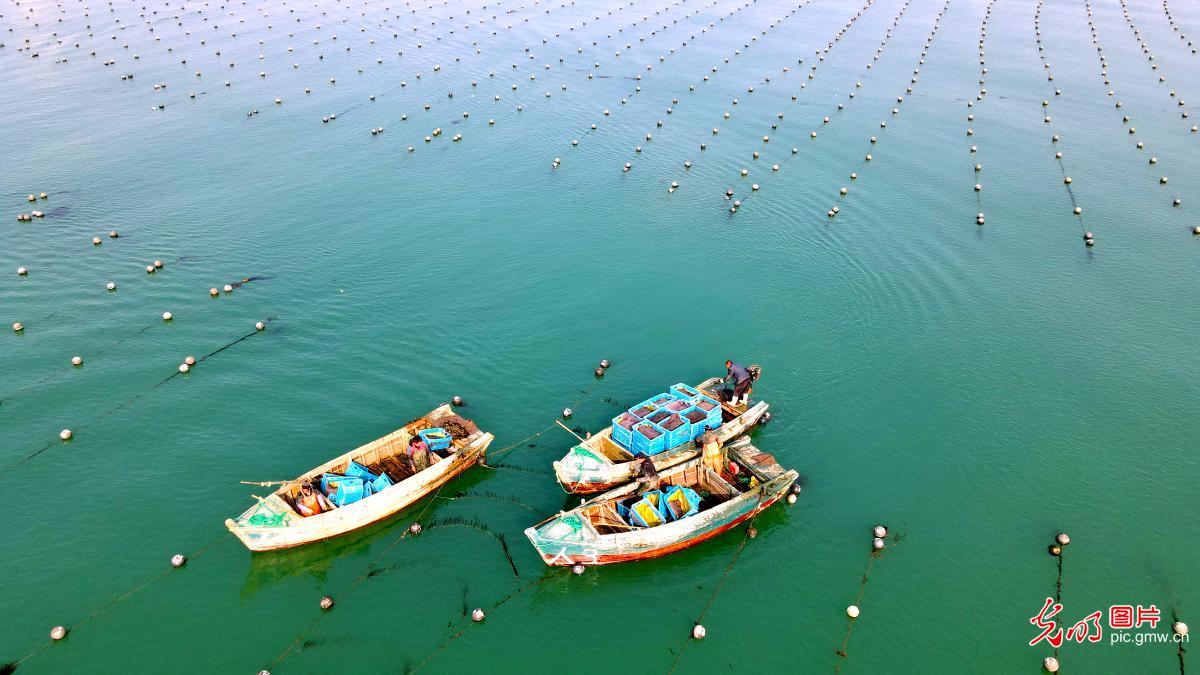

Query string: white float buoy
472 608 486 622
50 626 68 641
874 525 887 538
13 322 24 332
60 429 73 441
107 282 117 291
847 605 860 618
255 321 266 331
562 408 573 418
185 356 196 366
1056 533 1070 546
71 356 83 366
171 553 187 567
320 596 334 610
17 266 28 276
1174 622 1188 637
692 624 706 639
1043 656 1060 673
179 363 190 373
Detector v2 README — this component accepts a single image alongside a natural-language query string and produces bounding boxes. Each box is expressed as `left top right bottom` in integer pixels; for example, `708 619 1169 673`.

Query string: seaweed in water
460 583 469 617
426 517 519 578
2 662 18 675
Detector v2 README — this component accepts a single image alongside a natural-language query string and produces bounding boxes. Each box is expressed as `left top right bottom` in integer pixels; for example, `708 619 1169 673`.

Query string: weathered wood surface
529 444 799 566
553 377 769 494
226 404 494 552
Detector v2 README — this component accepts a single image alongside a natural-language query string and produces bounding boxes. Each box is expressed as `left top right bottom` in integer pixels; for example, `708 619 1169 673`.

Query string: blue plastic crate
345 460 378 482
611 412 639 449
657 412 691 449
372 472 394 493
681 406 711 439
648 392 676 408
328 476 367 506
669 383 703 403
628 399 659 420
631 421 666 455
692 395 723 432
419 427 453 451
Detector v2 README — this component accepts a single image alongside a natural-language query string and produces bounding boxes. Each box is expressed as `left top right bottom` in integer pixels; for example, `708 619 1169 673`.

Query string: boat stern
553 445 620 493
524 513 596 566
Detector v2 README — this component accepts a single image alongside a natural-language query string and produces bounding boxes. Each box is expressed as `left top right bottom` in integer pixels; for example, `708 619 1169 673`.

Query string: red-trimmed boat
526 438 798 566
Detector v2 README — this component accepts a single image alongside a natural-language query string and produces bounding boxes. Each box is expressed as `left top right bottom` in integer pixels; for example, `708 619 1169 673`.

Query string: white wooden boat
226 404 494 552
553 377 768 494
528 438 798 565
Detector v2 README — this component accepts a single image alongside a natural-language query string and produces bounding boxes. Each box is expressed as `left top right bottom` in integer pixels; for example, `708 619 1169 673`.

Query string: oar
554 419 587 443
241 479 302 487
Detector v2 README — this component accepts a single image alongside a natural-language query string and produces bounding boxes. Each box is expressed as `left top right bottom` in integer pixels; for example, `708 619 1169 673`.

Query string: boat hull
227 418 493 552
555 400 768 494
528 458 797 566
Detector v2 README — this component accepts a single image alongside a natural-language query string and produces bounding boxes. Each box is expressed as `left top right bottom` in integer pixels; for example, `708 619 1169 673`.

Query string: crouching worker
296 481 334 517
634 452 660 495
699 429 722 474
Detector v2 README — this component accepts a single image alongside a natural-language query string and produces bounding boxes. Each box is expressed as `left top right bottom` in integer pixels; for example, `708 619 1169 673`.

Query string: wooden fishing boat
527 437 798 566
552 377 768 494
226 404 494 552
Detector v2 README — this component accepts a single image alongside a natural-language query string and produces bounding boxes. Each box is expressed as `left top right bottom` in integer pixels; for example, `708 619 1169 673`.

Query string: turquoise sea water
2 0 1199 670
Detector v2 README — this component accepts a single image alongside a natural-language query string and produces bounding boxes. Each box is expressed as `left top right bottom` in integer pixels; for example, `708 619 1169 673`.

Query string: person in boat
407 435 430 472
634 452 659 495
724 360 752 406
699 429 722 474
295 481 335 517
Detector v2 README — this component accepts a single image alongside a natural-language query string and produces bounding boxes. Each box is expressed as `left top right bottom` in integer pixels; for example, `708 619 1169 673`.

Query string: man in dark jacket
725 360 752 407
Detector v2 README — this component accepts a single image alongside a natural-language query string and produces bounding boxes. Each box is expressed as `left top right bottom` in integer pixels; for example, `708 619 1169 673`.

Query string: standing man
724 359 753 407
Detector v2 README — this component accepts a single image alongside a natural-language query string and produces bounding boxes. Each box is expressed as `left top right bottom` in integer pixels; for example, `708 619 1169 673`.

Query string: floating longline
1 318 276 474
836 530 905 673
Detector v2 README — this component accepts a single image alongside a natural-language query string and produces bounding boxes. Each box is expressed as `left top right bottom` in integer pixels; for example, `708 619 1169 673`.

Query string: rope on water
5 532 229 671
269 479 449 670
408 574 560 674
835 530 904 673
667 516 758 675
1 318 277 474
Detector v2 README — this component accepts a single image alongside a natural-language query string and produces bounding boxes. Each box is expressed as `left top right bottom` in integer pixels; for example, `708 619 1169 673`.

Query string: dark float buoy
758 411 772 425
595 367 605 377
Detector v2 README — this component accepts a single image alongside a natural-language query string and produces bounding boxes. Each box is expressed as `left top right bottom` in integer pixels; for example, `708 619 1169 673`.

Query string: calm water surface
2 0 1199 670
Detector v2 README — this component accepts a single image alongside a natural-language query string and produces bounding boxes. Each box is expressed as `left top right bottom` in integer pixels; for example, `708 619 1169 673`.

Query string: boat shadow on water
239 468 494 600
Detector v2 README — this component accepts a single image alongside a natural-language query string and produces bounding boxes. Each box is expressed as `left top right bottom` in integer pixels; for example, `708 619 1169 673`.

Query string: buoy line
1079 0 1186 219
393 0 720 153
1116 0 1197 132
145 0 528 115
724 0 913 209
1034 0 1092 246
817 0 952 222
605 0 815 181
563 0 771 160
1159 0 1196 55
666 512 760 674
965 0 997 228
834 525 903 673
1 317 276 474
4 531 230 672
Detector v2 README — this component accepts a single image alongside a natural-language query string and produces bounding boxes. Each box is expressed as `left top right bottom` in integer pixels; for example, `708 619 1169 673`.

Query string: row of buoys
823 1 947 221
713 0 885 201
562 0 793 170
